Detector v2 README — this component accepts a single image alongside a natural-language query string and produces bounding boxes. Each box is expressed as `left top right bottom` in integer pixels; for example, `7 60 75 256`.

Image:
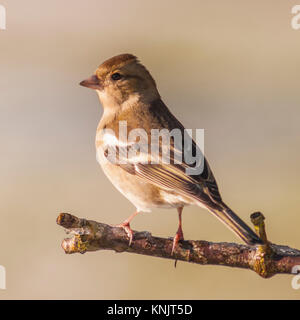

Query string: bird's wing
104 135 223 209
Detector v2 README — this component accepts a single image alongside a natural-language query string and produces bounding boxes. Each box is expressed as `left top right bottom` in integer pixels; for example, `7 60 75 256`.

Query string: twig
56 212 300 278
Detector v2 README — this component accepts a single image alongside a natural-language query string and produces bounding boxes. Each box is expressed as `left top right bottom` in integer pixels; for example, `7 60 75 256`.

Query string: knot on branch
250 212 275 278
57 213 98 254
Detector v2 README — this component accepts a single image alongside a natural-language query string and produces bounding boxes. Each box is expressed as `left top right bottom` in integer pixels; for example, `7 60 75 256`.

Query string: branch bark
56 212 300 278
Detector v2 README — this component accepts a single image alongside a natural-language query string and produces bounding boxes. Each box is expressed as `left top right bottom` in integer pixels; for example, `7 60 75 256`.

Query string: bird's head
80 54 160 110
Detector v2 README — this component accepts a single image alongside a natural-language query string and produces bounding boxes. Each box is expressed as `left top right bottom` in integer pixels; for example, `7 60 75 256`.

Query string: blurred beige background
1 0 300 299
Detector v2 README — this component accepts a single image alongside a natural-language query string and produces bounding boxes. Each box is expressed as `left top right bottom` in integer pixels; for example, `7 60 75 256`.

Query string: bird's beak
80 75 101 90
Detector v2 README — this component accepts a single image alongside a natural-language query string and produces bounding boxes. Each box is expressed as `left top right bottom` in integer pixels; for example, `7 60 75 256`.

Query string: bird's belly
96 149 189 212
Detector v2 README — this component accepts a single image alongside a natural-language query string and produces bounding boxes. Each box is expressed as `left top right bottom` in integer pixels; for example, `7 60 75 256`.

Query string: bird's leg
114 211 140 246
172 207 184 255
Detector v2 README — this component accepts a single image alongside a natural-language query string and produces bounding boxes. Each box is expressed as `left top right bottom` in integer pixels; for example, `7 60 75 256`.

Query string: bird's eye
111 73 122 81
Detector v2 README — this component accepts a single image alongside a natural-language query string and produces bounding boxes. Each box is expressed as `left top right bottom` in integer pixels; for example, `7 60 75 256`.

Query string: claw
172 207 184 256
112 211 139 247
115 222 134 246
171 227 184 255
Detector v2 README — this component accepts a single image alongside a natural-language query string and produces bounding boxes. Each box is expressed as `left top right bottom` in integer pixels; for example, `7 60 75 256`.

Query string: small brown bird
80 53 262 254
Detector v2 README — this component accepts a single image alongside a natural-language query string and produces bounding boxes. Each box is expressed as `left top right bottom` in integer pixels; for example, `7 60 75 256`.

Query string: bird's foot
114 221 134 246
171 227 184 255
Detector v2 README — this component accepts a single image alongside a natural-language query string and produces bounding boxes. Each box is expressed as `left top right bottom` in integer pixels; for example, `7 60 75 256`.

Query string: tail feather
206 204 263 245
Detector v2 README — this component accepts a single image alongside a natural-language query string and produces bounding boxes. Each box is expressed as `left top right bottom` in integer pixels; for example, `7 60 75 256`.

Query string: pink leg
172 207 184 255
115 211 140 246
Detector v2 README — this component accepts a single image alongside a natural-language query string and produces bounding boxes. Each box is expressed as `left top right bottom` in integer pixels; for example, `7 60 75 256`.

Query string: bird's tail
205 203 263 245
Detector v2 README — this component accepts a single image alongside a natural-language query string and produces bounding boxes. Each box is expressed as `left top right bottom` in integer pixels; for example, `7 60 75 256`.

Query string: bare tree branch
56 212 300 278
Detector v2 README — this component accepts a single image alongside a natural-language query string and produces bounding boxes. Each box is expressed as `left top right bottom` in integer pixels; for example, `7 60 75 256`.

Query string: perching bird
80 53 262 254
